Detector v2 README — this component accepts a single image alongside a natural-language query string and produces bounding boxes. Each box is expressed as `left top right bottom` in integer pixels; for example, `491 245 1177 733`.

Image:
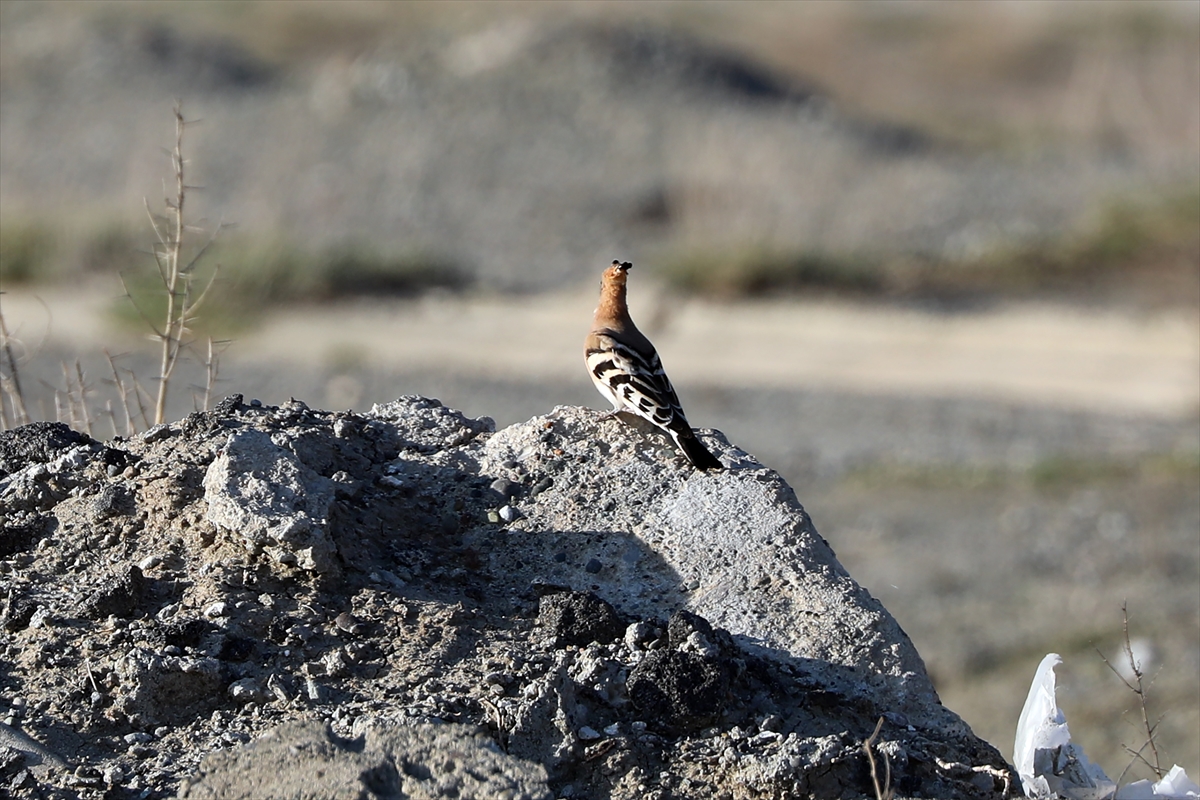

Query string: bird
585 260 723 471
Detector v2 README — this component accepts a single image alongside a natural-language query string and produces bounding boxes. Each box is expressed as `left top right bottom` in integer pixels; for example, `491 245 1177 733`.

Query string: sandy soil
4 286 1198 419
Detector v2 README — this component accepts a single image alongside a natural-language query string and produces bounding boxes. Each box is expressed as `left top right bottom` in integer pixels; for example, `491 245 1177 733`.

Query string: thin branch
863 717 893 800
1098 601 1164 784
0 300 32 428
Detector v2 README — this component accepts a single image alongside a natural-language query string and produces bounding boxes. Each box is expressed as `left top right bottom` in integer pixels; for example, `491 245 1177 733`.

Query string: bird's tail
671 429 723 471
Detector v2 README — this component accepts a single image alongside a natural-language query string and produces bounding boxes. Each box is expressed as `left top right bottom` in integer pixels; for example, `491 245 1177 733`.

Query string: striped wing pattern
587 336 689 434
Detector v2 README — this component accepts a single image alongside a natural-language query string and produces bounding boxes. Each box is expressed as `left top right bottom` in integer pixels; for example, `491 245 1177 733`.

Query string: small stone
204 601 229 619
625 622 655 651
487 510 502 524
123 732 153 744
334 612 361 635
498 505 520 523
137 555 162 571
228 678 262 703
760 714 783 732
103 765 126 785
489 478 519 498
578 726 602 741
267 674 290 703
603 723 621 736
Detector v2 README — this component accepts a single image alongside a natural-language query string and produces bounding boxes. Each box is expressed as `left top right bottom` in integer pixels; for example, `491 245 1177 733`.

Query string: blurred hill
1 0 1197 299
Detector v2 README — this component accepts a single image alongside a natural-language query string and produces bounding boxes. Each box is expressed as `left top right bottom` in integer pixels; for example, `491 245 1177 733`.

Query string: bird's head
602 260 632 287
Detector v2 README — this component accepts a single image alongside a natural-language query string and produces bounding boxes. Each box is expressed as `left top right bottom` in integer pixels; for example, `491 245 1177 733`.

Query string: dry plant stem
104 351 136 437
195 336 230 412
74 359 92 436
0 303 32 429
122 103 222 426
1098 601 1164 783
863 716 893 800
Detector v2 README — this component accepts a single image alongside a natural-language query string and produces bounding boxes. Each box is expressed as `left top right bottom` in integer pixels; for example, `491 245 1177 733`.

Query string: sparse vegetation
121 104 225 426
1099 603 1166 788
656 188 1200 304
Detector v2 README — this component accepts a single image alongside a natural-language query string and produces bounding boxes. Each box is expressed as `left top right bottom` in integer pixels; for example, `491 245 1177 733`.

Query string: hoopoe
585 260 723 471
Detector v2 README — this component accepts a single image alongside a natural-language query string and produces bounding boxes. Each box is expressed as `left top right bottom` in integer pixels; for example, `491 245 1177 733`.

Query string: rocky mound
0 396 1011 799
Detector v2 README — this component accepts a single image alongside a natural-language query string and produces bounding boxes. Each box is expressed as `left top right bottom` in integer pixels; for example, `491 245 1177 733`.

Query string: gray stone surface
203 428 338 572
0 396 1010 799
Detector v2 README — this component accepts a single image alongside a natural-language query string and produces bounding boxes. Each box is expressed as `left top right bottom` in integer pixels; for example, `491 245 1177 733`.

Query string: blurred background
1 0 1197 781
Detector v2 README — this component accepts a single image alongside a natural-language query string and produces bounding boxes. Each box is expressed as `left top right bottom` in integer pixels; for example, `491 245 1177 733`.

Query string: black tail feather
672 429 723 471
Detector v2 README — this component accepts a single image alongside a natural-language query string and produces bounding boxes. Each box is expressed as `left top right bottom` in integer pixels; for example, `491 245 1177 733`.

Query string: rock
202 429 338 572
480 406 950 729
537 590 625 648
0 422 95 477
113 648 222 727
627 649 730 734
0 398 1011 799
77 565 146 620
176 721 551 800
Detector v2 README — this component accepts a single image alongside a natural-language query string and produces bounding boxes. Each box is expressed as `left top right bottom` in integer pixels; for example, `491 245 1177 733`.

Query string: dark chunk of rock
213 394 244 416
627 649 730 733
1 596 37 633
537 591 624 648
0 515 46 559
667 609 714 647
0 421 95 477
78 566 146 620
157 618 213 650
489 477 520 499
92 484 134 519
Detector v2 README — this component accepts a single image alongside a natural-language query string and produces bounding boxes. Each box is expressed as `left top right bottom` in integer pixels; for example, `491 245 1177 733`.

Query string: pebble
137 555 162 571
123 732 153 744
498 505 520 523
228 679 261 702
489 478 519 498
625 622 654 651
203 601 229 619
578 726 602 741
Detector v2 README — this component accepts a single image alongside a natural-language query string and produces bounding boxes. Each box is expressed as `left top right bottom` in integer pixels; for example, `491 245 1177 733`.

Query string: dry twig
863 717 893 800
0 300 32 429
121 103 226 425
1098 601 1165 785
